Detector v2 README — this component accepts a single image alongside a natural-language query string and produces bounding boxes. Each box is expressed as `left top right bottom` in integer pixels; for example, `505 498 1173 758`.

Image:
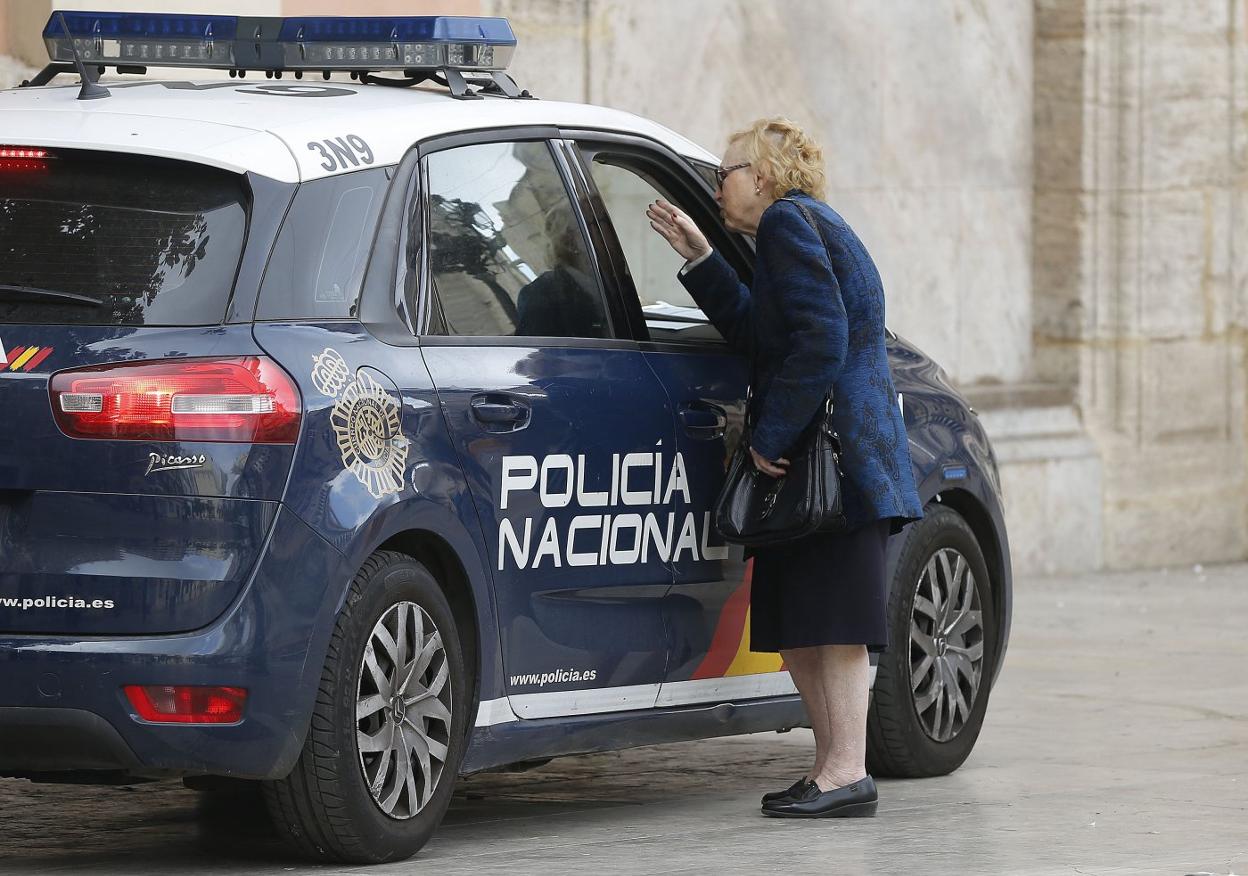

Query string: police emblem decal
312 347 408 498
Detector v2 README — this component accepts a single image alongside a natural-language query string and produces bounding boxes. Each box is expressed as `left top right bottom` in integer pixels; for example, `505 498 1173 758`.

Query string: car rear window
0 151 248 326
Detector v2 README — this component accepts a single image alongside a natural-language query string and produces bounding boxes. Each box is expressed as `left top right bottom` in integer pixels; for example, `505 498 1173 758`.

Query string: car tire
866 504 997 778
264 551 468 864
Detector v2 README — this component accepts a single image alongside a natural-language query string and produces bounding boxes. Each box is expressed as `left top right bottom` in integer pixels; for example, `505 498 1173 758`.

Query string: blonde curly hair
728 117 826 202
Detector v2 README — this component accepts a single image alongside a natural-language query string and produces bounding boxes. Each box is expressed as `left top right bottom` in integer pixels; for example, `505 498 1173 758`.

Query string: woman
646 118 923 818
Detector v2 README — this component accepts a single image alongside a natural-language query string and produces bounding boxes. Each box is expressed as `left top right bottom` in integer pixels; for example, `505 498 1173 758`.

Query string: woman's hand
750 446 790 478
646 198 712 263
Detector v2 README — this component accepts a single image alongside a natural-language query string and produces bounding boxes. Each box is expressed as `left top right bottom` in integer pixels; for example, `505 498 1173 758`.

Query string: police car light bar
42 11 517 75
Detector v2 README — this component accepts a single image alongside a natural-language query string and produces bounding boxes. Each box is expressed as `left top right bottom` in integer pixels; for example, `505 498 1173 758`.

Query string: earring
754 186 762 195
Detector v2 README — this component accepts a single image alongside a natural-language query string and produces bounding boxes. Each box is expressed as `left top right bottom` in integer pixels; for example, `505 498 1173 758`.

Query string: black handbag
712 198 850 546
713 393 848 546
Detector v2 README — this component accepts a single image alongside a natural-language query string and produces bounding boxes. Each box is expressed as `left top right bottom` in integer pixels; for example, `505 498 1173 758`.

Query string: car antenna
56 11 110 100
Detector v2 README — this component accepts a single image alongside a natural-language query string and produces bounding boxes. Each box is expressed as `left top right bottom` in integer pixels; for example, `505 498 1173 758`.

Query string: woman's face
715 143 768 235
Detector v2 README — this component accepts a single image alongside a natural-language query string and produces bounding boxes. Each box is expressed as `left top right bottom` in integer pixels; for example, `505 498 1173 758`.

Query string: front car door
412 133 678 719
566 135 797 706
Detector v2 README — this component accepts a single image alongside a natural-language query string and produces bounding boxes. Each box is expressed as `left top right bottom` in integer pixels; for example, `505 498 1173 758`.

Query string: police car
0 11 1013 864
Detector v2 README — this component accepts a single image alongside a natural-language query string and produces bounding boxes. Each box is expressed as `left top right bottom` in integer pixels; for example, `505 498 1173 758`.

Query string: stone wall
0 1 34 95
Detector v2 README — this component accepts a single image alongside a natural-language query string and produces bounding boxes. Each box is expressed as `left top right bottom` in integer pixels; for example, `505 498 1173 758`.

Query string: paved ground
1 562 1245 875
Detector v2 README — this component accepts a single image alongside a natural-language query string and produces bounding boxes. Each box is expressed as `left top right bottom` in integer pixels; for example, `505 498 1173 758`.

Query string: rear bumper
0 505 349 780
0 707 141 774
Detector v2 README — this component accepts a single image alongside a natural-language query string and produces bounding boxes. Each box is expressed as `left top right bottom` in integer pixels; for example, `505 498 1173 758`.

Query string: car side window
257 168 390 320
586 156 731 345
422 140 612 340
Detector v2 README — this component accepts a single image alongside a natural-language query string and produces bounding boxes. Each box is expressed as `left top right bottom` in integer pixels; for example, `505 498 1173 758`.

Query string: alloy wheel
355 601 452 819
909 548 985 742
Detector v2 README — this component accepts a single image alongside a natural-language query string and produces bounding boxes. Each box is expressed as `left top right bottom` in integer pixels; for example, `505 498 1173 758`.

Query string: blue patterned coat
679 190 924 532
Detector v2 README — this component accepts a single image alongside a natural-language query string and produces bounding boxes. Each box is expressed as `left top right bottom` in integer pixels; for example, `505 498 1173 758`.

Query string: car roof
0 79 716 183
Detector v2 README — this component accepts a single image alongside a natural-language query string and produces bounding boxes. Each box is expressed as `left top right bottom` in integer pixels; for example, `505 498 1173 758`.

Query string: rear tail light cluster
124 685 247 725
50 356 301 443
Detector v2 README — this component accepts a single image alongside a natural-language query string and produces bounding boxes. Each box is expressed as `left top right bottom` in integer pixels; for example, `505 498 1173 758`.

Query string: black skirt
749 518 892 653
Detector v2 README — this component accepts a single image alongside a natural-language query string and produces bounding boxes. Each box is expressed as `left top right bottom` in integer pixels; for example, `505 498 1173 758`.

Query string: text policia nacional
497 450 730 571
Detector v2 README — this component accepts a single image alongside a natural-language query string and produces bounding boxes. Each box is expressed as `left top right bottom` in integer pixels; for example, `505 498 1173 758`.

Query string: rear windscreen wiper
0 284 104 306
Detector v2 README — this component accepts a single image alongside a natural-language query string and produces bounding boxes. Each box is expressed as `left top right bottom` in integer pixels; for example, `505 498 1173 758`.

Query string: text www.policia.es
1 596 116 610
510 667 598 688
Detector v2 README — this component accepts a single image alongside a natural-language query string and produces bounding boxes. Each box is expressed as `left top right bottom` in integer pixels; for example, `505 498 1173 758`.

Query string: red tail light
0 145 51 172
124 685 247 725
50 356 301 443
0 147 49 159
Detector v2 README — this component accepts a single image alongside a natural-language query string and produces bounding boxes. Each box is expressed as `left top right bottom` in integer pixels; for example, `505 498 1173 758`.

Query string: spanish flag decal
690 560 785 680
3 345 54 372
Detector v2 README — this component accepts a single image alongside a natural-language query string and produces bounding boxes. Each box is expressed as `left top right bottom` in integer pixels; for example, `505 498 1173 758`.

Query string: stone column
1035 0 1248 569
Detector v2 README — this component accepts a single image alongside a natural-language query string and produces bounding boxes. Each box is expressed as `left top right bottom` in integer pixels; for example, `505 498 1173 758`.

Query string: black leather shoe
761 775 878 818
760 776 814 806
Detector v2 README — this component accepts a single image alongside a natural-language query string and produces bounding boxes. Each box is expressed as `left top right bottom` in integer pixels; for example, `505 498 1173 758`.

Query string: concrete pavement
1 562 1245 875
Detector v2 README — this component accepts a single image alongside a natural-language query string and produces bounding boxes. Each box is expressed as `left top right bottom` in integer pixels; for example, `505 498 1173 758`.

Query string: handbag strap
781 197 832 258
746 196 840 433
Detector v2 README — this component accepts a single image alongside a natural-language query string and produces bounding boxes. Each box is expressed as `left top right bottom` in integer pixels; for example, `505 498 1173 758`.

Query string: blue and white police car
0 11 1013 863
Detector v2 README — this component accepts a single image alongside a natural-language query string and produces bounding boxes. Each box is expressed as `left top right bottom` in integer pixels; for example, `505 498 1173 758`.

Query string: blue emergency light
42 11 517 74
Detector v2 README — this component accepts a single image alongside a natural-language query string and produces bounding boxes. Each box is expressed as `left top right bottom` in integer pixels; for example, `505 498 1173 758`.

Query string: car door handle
678 403 726 439
470 394 531 429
